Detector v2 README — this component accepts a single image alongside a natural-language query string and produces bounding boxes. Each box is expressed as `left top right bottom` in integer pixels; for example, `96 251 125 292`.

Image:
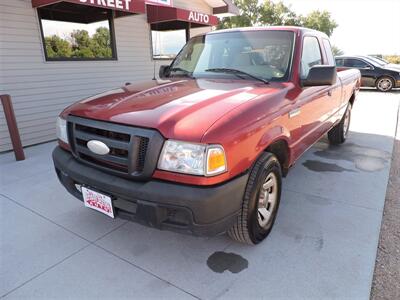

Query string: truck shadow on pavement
302 136 391 173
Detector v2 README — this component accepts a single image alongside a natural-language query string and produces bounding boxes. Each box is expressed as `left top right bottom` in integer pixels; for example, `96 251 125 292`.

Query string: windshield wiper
205 68 269 84
169 67 195 79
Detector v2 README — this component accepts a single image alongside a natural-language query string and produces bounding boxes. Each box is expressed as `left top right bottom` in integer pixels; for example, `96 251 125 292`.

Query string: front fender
255 126 292 171
256 125 291 152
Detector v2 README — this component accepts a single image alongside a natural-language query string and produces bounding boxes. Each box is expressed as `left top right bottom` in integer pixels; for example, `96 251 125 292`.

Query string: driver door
289 36 336 158
344 58 375 87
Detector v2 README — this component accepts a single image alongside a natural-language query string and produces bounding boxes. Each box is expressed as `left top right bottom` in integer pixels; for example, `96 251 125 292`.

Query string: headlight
158 140 227 176
56 117 68 144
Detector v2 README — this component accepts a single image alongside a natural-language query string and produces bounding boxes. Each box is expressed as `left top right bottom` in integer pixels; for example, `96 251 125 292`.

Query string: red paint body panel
62 79 272 142
60 27 361 186
147 4 219 26
32 0 147 14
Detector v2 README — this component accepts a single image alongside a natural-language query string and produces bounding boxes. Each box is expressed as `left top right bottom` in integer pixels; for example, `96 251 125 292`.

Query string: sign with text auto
179 10 218 26
147 4 219 27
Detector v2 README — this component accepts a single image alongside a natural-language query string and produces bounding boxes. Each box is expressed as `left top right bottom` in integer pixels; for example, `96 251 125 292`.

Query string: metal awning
147 5 219 31
32 0 147 15
32 1 237 24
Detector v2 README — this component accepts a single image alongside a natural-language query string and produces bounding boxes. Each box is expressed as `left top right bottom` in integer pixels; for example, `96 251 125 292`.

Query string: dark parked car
335 55 400 92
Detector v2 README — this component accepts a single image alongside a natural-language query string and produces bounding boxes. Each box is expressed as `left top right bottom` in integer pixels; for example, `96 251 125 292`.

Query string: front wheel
328 103 351 145
228 152 282 245
376 76 394 92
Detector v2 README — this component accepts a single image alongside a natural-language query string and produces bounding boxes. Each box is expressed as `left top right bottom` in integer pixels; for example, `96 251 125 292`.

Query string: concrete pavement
1 90 399 299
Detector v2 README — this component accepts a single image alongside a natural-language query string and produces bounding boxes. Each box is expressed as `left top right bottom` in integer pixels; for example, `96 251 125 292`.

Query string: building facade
0 0 237 152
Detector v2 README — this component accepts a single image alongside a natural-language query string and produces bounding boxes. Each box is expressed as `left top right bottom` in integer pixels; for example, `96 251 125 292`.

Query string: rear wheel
328 104 351 145
376 76 394 92
228 152 282 245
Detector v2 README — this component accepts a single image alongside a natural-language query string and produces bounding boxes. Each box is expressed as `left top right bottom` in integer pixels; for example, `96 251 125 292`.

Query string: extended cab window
38 4 116 61
322 39 335 65
300 36 322 79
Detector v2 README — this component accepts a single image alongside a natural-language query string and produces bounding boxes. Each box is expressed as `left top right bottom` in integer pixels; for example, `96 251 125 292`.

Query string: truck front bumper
53 147 248 236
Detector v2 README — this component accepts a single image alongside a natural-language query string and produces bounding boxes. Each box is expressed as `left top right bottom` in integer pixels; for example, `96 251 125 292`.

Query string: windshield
170 30 295 82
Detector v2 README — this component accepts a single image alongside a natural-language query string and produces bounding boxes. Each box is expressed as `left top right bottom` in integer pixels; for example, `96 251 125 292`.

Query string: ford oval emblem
87 140 110 156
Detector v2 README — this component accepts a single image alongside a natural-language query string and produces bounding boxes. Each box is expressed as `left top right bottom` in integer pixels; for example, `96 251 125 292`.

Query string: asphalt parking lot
1 89 399 300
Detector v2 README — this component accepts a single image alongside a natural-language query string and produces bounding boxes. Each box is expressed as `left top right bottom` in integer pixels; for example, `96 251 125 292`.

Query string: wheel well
376 75 395 86
349 92 355 106
265 140 290 176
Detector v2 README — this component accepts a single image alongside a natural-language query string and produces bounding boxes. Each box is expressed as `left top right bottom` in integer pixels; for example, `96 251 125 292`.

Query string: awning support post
186 22 191 41
1 94 25 161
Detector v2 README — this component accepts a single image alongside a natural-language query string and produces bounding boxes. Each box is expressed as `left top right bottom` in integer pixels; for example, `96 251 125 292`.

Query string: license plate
82 187 114 218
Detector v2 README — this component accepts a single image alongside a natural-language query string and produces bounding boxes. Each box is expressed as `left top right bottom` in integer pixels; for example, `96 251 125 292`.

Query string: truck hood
64 78 286 141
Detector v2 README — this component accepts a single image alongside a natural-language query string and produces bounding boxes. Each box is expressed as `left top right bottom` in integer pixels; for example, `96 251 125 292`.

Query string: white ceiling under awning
203 0 227 7
203 0 239 17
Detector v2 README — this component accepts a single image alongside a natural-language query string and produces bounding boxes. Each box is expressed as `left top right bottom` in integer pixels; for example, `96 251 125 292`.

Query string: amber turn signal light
206 146 227 176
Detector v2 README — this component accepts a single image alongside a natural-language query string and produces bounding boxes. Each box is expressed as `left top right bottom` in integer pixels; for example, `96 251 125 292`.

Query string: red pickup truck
53 27 361 245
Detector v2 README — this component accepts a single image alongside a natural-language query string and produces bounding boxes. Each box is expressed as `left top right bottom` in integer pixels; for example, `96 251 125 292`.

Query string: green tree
44 35 72 58
217 0 260 29
218 0 338 37
70 29 94 58
71 29 91 48
260 1 301 26
301 10 337 37
91 27 112 58
331 45 344 56
43 27 112 59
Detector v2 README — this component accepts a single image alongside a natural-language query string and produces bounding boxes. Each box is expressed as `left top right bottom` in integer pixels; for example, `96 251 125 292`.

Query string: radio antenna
152 6 159 81
152 26 157 81
152 60 157 81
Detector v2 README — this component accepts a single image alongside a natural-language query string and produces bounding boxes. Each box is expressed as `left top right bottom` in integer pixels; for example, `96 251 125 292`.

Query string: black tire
328 104 351 145
376 76 394 92
228 152 282 245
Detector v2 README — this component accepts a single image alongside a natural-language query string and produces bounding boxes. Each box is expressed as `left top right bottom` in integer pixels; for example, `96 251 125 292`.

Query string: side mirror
159 65 170 79
302 65 337 86
363 65 372 70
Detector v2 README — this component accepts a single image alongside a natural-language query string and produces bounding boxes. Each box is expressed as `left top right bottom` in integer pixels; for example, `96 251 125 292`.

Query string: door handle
327 90 333 97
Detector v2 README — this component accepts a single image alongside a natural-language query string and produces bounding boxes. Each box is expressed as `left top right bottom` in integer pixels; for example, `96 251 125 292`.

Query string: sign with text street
32 0 147 14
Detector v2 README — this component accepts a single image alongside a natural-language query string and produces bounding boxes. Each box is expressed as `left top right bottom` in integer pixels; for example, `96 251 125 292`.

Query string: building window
152 29 187 60
38 4 117 61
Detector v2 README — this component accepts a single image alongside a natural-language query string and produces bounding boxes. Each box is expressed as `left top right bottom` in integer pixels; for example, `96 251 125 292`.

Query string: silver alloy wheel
377 78 393 92
343 107 351 138
257 172 278 228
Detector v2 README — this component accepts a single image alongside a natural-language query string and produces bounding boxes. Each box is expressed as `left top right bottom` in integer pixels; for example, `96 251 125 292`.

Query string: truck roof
206 26 329 38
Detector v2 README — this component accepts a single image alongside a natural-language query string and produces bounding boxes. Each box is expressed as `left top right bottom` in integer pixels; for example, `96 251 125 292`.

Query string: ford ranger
53 27 361 245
